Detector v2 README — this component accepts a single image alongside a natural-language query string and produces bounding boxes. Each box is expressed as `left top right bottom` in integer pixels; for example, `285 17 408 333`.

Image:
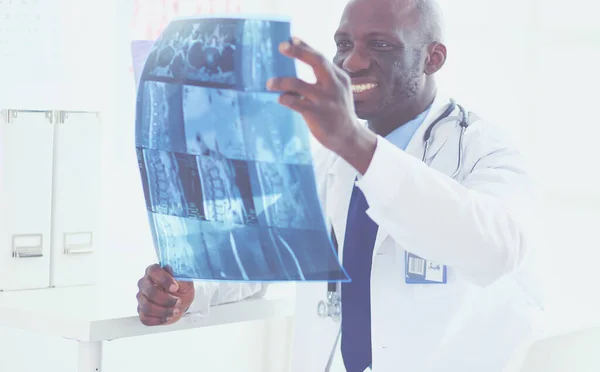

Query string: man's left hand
266 37 377 174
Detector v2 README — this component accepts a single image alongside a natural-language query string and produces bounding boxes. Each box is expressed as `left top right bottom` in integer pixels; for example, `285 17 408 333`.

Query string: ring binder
1 107 101 290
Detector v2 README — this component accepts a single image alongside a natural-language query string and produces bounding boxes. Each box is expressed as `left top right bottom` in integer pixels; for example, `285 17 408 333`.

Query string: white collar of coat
327 92 459 178
322 93 460 259
405 92 461 162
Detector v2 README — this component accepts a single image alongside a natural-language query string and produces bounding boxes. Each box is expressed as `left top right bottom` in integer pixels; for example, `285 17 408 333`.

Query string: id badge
405 252 447 284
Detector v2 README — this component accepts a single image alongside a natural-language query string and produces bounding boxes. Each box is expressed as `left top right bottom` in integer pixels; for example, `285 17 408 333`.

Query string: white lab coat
188 94 544 372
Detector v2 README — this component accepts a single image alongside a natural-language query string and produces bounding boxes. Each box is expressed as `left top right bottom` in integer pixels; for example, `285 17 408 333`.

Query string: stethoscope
317 100 470 370
316 99 470 323
317 227 342 322
422 99 470 178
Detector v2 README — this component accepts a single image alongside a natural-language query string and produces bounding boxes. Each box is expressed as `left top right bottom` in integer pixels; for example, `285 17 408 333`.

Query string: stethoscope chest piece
318 291 341 322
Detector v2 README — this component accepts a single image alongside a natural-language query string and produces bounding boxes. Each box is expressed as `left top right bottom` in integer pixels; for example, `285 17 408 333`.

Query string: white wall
0 0 342 371
2 0 600 370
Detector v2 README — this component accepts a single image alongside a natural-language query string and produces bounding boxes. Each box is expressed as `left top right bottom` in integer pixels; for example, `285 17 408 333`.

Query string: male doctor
136 0 542 370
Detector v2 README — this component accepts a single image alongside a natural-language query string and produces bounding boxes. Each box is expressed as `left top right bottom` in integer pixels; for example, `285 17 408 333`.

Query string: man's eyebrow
364 31 397 39
334 30 401 41
334 31 350 40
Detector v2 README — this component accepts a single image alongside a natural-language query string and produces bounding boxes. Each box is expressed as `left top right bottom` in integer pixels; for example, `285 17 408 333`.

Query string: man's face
333 0 426 121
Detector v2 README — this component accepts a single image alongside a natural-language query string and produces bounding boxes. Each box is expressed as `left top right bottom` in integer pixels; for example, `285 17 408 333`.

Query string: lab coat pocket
409 267 465 301
410 282 458 301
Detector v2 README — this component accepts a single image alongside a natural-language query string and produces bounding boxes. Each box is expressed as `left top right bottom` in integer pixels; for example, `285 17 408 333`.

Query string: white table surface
0 281 598 344
0 282 296 343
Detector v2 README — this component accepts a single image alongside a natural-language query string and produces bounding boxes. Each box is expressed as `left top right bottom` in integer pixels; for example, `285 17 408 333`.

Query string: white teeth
351 83 378 93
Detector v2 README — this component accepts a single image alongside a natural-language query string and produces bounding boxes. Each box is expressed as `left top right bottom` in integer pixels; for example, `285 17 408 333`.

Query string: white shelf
0 282 295 342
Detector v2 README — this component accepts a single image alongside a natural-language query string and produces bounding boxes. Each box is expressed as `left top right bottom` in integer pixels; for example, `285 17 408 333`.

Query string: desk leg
263 316 294 372
77 341 102 372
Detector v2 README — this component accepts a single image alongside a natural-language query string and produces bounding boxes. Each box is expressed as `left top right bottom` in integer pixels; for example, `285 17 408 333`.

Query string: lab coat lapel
405 94 457 163
370 94 457 257
326 94 458 259
326 156 357 262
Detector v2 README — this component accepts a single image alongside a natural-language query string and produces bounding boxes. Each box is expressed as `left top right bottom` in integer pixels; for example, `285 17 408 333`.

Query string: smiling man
136 0 542 371
333 0 442 138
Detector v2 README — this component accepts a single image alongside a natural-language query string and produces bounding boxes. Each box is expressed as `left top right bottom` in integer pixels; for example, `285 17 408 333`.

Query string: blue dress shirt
340 107 431 371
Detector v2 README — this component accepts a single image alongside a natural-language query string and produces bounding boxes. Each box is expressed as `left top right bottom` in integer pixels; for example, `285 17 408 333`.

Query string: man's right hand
136 264 195 326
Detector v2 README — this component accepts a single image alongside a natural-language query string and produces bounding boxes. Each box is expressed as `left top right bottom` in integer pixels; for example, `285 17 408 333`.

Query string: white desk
0 283 295 372
1 282 598 372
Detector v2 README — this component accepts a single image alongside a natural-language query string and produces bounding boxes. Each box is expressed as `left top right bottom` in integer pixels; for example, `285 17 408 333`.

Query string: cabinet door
0 110 54 291
50 111 102 287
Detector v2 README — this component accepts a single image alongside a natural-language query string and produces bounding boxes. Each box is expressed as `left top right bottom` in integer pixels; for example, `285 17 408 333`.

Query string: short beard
367 48 423 124
386 48 422 108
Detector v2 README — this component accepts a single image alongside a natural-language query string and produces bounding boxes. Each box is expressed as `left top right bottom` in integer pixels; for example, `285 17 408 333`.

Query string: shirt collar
384 104 432 151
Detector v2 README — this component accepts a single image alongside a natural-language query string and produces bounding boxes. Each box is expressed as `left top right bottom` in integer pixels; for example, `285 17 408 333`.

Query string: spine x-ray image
133 15 349 282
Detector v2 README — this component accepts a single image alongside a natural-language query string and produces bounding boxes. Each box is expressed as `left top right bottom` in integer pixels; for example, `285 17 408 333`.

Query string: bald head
413 0 444 43
342 0 444 45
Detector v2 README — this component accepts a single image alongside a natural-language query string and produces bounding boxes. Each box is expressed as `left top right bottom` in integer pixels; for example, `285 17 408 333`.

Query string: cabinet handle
12 234 44 258
64 232 94 255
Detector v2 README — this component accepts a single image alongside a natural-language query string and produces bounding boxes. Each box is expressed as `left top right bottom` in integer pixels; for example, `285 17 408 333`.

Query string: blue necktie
341 183 379 371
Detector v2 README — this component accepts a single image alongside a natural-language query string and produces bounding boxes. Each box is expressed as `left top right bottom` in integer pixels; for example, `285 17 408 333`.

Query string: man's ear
424 42 447 75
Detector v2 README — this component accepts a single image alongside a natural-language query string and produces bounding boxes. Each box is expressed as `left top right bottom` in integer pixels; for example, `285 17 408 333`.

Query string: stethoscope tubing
318 100 469 322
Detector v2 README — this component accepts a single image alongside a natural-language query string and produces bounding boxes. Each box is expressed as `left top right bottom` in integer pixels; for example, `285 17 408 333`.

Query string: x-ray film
133 15 349 282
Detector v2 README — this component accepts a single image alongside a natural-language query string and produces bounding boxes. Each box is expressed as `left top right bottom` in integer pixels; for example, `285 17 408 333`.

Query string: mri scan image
134 16 349 283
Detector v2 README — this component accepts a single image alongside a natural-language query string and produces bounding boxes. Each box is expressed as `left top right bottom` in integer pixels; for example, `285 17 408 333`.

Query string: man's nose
342 49 370 73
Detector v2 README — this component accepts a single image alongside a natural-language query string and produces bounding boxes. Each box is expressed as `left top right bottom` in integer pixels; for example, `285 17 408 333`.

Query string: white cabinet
0 109 102 291
0 110 55 291
50 111 102 287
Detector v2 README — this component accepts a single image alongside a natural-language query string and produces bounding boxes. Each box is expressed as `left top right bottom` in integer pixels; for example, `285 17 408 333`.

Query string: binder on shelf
49 110 102 287
0 109 55 291
0 108 102 291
